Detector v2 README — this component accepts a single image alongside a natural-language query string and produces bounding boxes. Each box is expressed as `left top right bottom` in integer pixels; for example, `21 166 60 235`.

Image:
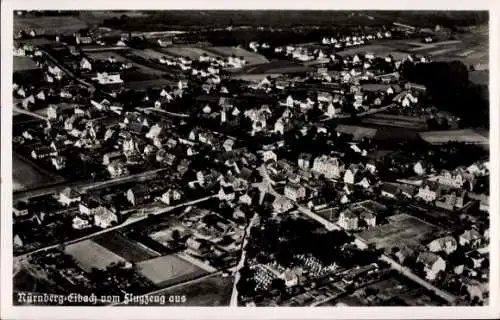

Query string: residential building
338 209 359 230
72 216 91 230
107 160 129 178
161 189 182 205
126 186 154 206
218 186 235 202
94 206 117 228
428 236 458 255
59 187 81 206
312 155 345 179
417 251 446 281
298 153 313 170
459 229 482 248
272 196 293 213
417 182 441 202
92 72 123 85
284 182 306 202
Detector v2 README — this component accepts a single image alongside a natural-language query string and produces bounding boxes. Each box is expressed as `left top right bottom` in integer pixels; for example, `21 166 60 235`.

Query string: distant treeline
401 60 489 128
99 10 488 31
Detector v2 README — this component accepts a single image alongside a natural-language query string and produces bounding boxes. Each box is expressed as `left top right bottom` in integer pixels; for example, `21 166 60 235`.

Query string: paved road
13 106 48 121
14 194 216 260
14 168 170 201
230 212 259 307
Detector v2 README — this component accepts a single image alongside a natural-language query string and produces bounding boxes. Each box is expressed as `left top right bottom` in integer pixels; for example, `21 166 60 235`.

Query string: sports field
136 254 207 287
356 214 437 250
93 232 158 262
65 240 126 273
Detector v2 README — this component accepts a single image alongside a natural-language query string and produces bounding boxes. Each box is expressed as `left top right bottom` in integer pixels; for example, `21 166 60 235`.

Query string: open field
238 60 314 75
14 16 88 35
146 274 233 306
356 213 438 250
204 46 269 65
65 240 126 272
136 254 207 287
419 129 489 145
13 153 64 191
335 124 378 141
14 56 40 72
125 79 176 90
160 46 218 59
130 48 176 61
93 232 158 263
86 51 129 62
362 113 427 130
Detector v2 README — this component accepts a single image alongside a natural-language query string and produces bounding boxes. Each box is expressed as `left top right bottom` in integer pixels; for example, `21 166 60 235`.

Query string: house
92 72 123 85
13 234 24 248
94 206 117 229
312 155 345 179
280 270 299 287
272 196 293 213
80 57 92 71
223 139 235 152
22 95 35 109
59 187 81 206
161 189 182 205
284 182 306 202
72 216 91 230
298 153 312 170
261 150 277 163
338 209 359 230
51 156 67 170
413 161 427 176
365 160 377 174
459 229 482 248
31 146 56 160
417 251 446 281
428 236 458 255
107 160 129 178
343 164 363 184
435 189 466 211
127 186 154 206
79 196 101 215
417 181 441 202
360 211 376 227
218 186 235 202
437 170 465 189
356 177 371 189
238 193 253 206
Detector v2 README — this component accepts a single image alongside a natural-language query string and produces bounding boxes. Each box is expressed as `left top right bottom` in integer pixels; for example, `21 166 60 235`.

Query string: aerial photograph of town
10 10 490 307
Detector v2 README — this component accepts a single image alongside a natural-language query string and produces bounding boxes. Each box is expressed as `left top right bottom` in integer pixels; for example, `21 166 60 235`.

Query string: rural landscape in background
12 10 490 307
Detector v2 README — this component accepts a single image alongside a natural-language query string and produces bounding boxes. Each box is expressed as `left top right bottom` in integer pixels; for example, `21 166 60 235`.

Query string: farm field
13 153 64 191
93 232 159 263
204 46 269 65
160 47 218 59
130 48 176 61
125 79 176 90
136 254 207 287
335 124 378 141
14 16 88 35
14 56 40 72
138 274 233 306
356 213 438 250
64 240 126 273
86 51 129 62
362 113 427 130
238 60 314 75
419 129 489 145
